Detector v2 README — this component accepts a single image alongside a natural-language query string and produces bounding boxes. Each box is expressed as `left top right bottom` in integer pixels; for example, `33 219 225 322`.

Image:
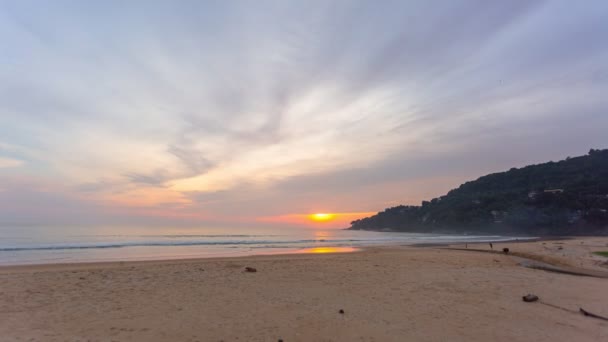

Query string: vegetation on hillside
349 149 608 235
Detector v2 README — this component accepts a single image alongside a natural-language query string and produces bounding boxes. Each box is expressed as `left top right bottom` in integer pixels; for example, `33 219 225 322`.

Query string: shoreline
0 236 543 270
0 246 366 272
3 236 607 283
0 247 362 274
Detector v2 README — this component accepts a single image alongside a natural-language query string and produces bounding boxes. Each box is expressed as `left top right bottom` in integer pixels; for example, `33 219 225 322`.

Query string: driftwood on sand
579 308 608 321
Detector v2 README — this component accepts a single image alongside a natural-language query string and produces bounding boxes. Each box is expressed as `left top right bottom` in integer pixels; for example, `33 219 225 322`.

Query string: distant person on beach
489 243 493 250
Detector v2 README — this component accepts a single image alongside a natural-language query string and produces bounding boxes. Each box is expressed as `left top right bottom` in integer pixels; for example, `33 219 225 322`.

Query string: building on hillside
543 189 564 194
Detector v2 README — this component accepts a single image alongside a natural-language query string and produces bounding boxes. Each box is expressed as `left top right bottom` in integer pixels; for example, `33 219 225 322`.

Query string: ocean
0 225 526 265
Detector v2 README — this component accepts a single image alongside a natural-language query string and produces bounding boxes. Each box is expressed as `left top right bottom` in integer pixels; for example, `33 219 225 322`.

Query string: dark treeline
349 149 608 236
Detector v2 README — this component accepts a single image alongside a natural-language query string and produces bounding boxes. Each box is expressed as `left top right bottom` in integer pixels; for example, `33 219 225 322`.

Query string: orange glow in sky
256 212 376 228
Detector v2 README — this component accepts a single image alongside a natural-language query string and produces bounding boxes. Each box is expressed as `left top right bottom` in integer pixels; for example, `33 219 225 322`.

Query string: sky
1 0 607 228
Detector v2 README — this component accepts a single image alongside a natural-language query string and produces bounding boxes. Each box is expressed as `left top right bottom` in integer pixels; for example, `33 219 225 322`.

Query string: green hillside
349 149 608 235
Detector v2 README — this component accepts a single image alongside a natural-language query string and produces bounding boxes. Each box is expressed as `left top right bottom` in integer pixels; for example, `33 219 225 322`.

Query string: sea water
0 225 527 265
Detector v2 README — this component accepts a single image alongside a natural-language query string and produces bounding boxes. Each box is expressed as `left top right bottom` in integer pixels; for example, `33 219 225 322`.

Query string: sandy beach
2 238 608 342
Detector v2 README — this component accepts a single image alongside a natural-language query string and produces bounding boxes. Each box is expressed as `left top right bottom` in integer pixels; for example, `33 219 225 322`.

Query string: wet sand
1 238 608 341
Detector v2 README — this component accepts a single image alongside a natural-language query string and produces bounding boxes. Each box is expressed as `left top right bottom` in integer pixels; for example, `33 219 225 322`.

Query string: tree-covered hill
349 149 608 235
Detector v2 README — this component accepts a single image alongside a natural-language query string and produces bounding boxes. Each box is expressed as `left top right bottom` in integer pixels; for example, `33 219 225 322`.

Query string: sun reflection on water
300 246 358 254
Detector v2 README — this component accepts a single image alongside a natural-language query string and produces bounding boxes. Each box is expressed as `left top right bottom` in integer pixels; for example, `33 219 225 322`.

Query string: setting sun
309 213 336 222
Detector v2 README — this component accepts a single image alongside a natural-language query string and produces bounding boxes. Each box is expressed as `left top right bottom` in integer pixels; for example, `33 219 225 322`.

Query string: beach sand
1 238 608 341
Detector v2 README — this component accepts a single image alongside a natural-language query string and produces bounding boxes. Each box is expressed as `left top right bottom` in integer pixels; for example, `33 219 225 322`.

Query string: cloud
0 1 607 225
0 177 102 225
167 144 215 175
0 157 22 168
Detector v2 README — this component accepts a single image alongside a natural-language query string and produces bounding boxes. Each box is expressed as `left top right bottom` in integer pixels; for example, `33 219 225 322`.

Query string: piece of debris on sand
522 294 539 302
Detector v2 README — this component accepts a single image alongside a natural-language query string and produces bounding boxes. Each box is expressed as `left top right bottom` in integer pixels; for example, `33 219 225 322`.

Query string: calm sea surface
0 225 527 265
